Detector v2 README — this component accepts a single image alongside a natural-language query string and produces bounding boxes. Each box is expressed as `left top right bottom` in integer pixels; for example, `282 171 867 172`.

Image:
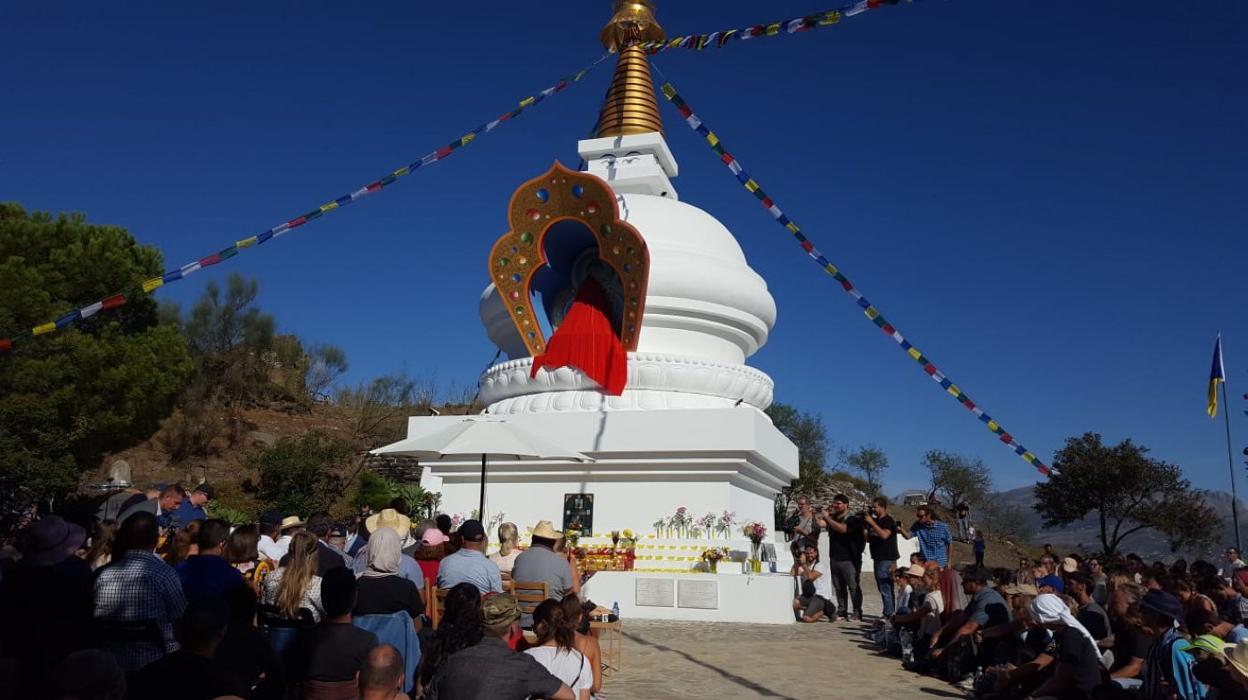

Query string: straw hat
903 564 927 578
1226 640 1248 679
366 508 412 538
531 520 563 540
279 515 305 531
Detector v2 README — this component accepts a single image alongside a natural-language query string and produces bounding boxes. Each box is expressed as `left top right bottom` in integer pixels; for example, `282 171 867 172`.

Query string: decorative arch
488 161 649 358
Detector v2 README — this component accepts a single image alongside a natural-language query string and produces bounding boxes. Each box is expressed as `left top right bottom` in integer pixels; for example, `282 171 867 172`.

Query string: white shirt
812 561 833 600
920 590 945 638
258 534 288 563
525 647 592 696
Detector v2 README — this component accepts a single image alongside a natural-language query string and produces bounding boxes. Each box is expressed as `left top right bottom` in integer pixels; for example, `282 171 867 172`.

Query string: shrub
252 431 354 517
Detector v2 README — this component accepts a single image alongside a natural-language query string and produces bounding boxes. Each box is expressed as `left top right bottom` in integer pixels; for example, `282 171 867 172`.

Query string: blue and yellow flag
1209 333 1226 417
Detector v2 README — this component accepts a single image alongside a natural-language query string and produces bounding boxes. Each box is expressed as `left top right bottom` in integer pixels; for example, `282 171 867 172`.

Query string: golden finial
594 1 665 138
599 0 665 52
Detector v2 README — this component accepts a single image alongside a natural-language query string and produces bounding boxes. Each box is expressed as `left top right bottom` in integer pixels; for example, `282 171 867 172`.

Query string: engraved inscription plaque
635 578 675 607
677 579 719 609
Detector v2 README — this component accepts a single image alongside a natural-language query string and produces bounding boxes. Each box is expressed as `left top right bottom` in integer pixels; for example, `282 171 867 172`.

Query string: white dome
480 191 776 366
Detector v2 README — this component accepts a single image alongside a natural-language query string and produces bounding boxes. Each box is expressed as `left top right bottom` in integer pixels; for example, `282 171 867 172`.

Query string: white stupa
381 1 800 622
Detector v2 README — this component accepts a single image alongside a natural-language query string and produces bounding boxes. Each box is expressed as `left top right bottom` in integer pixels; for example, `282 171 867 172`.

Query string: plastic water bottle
611 601 620 619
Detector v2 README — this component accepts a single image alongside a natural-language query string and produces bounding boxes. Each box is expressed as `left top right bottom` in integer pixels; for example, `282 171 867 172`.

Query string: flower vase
749 541 763 574
708 560 718 574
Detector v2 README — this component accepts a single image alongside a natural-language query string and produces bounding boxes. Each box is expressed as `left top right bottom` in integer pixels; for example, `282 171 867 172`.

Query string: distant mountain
993 486 1240 562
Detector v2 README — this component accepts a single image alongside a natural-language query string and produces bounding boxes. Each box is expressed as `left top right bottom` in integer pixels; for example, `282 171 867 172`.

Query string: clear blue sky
3 1 1245 496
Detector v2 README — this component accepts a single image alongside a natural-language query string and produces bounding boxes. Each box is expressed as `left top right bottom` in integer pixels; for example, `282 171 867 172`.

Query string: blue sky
3 1 1245 496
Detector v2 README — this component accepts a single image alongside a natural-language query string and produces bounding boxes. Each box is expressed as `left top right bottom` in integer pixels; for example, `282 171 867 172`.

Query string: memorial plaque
562 493 594 535
635 578 675 607
677 579 719 610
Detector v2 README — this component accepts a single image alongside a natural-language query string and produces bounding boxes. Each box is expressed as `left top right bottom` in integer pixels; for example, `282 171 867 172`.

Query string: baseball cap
194 483 215 500
482 594 520 629
329 523 347 538
1181 634 1233 657
458 519 487 542
904 564 927 578
1036 575 1065 593
1140 590 1184 623
1061 557 1078 574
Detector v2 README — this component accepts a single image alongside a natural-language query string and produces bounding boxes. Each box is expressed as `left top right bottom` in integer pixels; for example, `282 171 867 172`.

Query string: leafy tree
305 344 348 402
354 470 397 511
766 402 830 493
252 431 354 516
0 204 192 500
1034 433 1220 558
338 373 434 447
923 449 993 508
840 444 889 497
181 273 275 404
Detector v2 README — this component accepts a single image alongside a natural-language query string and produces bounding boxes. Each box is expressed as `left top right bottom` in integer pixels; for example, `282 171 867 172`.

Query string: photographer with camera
791 542 834 623
822 494 866 622
785 497 819 544
865 496 900 618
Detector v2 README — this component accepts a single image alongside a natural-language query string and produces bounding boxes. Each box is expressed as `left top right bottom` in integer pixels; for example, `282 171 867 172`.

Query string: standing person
787 497 818 544
117 484 185 530
823 494 865 622
438 519 503 595
973 530 986 568
865 496 900 619
261 531 325 622
1224 548 1248 582
526 599 594 700
93 512 188 674
490 522 522 576
954 503 968 542
425 594 574 700
170 483 214 527
512 521 576 627
911 506 953 569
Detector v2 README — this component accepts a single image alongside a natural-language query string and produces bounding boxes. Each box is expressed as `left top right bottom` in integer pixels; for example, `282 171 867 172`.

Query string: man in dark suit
117 484 186 529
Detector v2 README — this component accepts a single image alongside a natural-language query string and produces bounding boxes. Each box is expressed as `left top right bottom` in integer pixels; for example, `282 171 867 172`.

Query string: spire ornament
594 1 665 138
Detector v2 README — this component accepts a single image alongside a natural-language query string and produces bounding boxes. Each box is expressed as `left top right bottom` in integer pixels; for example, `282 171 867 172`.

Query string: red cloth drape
531 279 627 396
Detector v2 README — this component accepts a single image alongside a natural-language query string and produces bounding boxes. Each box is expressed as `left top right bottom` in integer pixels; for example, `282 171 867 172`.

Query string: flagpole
1222 380 1242 553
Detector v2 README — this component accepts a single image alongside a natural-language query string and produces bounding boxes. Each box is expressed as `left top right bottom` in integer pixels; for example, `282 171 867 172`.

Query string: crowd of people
789 494 1248 700
0 482 605 700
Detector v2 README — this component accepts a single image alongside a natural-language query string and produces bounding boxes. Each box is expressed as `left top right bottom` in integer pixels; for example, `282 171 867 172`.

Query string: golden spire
594 1 665 138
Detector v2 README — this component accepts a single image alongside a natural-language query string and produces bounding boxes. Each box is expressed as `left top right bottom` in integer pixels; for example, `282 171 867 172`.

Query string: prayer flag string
0 53 611 354
640 0 915 54
657 77 1054 477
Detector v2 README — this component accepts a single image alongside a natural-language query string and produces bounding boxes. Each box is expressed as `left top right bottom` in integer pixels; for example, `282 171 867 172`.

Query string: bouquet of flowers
742 522 768 545
619 528 636 549
718 511 737 538
671 506 690 533
700 546 730 563
696 512 716 536
652 518 669 536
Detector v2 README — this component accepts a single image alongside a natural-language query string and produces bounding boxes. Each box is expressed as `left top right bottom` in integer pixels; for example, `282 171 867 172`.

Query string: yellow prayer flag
32 322 56 336
142 277 164 293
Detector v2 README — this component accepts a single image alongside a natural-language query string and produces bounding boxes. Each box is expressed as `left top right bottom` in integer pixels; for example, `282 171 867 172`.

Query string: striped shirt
1143 628 1206 700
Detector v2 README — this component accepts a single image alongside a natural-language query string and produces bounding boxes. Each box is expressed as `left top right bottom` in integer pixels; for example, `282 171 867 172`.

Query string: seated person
360 644 411 700
930 568 1010 680
1022 594 1103 700
288 567 379 685
426 594 574 699
891 566 944 667
791 542 833 623
126 598 250 700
